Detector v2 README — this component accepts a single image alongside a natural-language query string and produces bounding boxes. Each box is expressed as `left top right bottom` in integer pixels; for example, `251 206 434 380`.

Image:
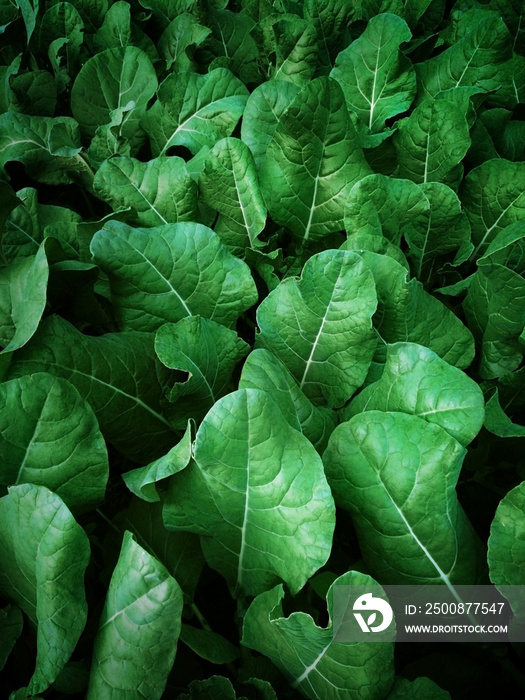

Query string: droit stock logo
353 593 393 633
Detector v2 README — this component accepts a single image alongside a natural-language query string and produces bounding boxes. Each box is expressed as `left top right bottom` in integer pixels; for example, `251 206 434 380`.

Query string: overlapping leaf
0 484 90 695
91 220 258 331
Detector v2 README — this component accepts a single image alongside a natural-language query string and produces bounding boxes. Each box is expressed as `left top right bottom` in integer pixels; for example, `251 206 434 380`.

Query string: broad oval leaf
93 156 198 226
331 14 416 137
260 14 318 86
87 531 183 700
71 46 158 140
259 76 371 246
141 68 249 157
162 388 336 597
0 373 108 511
323 411 485 586
8 315 178 463
256 249 377 408
242 570 394 700
0 242 48 354
0 484 90 695
90 220 258 332
344 342 484 446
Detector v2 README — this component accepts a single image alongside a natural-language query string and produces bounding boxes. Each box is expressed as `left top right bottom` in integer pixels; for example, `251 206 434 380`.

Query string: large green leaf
259 77 371 246
198 137 267 255
141 68 249 157
0 112 82 185
205 8 259 83
240 80 300 169
488 481 525 617
256 249 377 408
158 13 211 71
415 9 512 100
360 251 475 369
331 13 416 138
0 242 48 353
93 156 198 226
343 342 484 446
90 220 258 332
392 98 470 184
154 317 250 427
304 0 356 74
162 388 335 597
239 348 337 452
87 531 183 699
71 46 157 140
460 159 525 260
0 484 90 695
8 316 178 463
323 411 485 586
0 373 108 511
242 570 395 700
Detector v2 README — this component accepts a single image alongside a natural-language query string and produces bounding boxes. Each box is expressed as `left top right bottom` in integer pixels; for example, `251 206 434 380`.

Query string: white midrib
299 280 338 391
116 166 168 225
131 246 193 317
472 194 525 258
303 172 320 245
368 42 381 131
379 480 464 605
236 452 251 591
292 643 331 688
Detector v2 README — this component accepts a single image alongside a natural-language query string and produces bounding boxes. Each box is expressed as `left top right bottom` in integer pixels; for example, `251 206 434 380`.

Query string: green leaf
392 98 470 184
484 389 525 438
259 77 371 246
360 251 475 369
0 484 90 695
141 68 249 157
10 70 57 116
386 677 451 700
240 80 300 169
0 605 23 671
488 481 525 617
323 411 485 586
162 388 335 597
260 14 318 86
256 249 377 408
93 156 198 226
460 159 525 260
71 46 158 140
8 315 178 463
344 342 484 446
242 570 395 700
199 137 267 255
90 220 258 332
179 676 239 700
93 0 131 50
87 531 183 700
205 9 259 83
344 173 429 247
0 372 108 511
304 0 356 74
331 14 416 137
123 421 193 502
415 9 512 100
239 348 337 452
180 625 239 665
404 182 471 281
0 242 48 353
0 112 82 185
16 0 38 44
155 317 250 427
115 498 204 604
158 13 211 71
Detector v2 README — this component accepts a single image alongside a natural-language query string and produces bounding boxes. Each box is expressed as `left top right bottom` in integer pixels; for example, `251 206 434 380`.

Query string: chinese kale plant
1 0 525 698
